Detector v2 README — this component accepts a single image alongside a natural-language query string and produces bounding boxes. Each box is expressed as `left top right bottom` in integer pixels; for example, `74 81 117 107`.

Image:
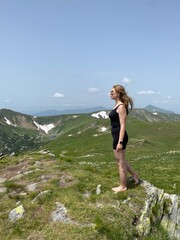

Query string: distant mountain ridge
33 105 176 116
144 105 174 114
34 106 108 116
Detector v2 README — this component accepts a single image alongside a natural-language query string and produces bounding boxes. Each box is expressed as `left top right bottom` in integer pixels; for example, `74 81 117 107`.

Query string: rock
26 183 37 192
9 152 15 156
23 170 34 175
39 149 50 154
0 178 6 183
122 197 131 204
96 184 101 194
19 192 28 196
51 202 71 223
32 190 51 203
83 191 91 198
136 217 151 237
0 187 7 193
0 153 6 159
10 173 23 180
38 149 55 157
51 202 92 228
58 173 75 188
136 180 180 239
34 161 41 166
8 205 25 222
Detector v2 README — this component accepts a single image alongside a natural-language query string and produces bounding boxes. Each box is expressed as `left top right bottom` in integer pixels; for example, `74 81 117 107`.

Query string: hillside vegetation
0 109 179 239
0 108 180 155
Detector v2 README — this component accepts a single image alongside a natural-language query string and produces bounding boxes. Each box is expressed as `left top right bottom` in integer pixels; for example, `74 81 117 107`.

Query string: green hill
0 108 180 155
0 109 179 239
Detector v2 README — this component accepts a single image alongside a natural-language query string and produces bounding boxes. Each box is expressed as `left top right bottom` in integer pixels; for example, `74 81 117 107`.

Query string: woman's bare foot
112 186 127 192
132 174 139 185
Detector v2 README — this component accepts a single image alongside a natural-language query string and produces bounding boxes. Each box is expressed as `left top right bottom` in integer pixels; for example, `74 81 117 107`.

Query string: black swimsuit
109 104 128 150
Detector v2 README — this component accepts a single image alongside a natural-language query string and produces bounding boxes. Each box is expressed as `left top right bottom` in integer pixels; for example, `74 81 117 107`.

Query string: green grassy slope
126 118 180 194
44 115 180 194
0 113 179 239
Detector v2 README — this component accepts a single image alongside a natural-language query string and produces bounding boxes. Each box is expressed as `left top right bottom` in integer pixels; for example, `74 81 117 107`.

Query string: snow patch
153 112 158 115
91 111 109 119
33 121 55 134
100 127 107 132
4 117 16 126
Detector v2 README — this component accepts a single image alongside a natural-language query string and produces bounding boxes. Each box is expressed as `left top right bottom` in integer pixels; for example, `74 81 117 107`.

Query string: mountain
0 108 61 154
0 108 180 155
144 105 174 114
34 105 176 116
34 106 108 116
130 108 180 122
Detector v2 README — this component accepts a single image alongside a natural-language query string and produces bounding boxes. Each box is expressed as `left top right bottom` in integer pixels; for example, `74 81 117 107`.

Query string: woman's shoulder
117 104 126 113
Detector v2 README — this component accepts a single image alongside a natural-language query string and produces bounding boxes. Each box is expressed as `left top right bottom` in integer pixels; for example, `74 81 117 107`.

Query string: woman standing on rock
109 84 139 192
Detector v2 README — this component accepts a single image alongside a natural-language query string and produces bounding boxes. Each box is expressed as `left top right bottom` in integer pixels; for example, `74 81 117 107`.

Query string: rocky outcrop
136 180 180 239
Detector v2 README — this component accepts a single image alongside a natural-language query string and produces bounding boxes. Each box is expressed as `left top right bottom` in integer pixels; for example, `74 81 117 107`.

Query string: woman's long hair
113 85 133 114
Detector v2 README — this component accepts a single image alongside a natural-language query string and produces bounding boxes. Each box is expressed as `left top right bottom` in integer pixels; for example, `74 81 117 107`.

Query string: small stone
51 202 71 223
83 191 91 198
96 184 101 194
32 190 51 203
26 183 37 192
10 173 23 180
34 161 41 166
8 205 25 222
0 178 6 183
0 187 7 193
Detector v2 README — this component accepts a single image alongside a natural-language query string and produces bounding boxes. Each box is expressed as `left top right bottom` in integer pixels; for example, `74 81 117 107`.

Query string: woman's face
110 88 118 100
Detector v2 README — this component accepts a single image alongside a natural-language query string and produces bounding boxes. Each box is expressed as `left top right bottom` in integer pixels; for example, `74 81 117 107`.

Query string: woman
109 84 139 192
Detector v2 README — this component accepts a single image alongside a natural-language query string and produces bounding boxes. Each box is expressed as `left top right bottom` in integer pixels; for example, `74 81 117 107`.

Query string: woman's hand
116 143 123 152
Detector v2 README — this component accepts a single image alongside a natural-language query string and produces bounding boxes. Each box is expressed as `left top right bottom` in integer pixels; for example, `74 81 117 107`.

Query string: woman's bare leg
125 160 139 184
112 150 139 191
112 149 127 190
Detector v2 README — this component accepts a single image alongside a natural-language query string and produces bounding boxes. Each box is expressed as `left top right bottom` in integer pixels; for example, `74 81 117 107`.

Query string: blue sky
0 0 180 114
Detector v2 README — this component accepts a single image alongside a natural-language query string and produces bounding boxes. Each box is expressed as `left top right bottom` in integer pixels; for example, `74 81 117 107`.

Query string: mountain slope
0 111 179 239
130 108 180 122
0 108 180 155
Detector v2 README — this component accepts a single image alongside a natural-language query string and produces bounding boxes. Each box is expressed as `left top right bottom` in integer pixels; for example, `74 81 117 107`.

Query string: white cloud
52 92 64 98
88 87 101 94
121 77 132 84
5 99 11 103
137 90 155 95
167 96 172 99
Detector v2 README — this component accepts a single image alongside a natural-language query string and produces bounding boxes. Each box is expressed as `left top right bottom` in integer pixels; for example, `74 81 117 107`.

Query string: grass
0 116 179 239
0 153 145 239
